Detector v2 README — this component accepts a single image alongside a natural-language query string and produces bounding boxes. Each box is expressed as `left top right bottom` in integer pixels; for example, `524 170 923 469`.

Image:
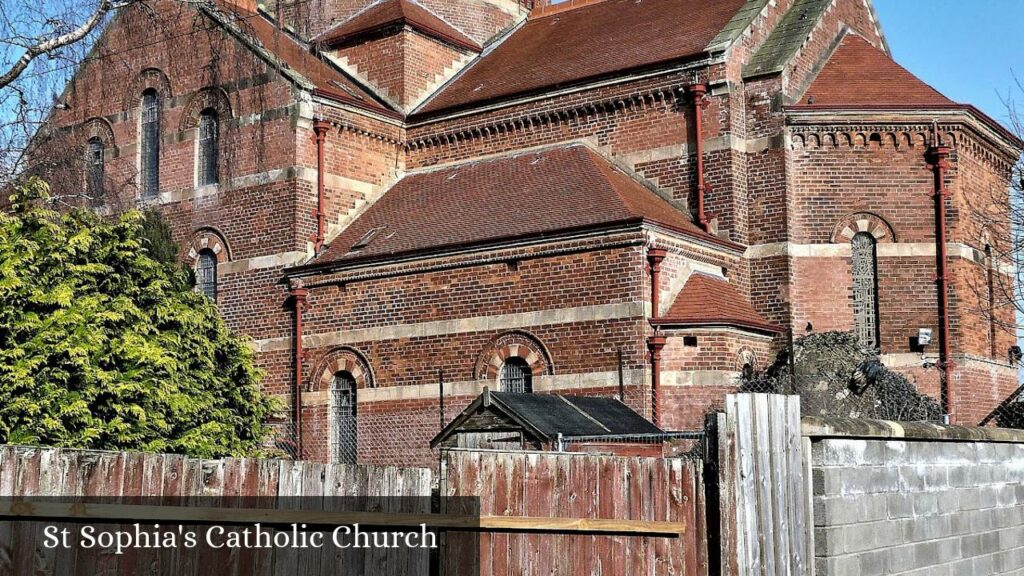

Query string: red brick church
39 0 1022 467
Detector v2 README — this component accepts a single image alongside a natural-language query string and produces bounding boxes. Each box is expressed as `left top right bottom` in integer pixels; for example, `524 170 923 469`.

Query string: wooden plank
753 394 777 576
715 410 739 576
769 395 791 575
786 396 808 576
801 436 816 576
733 394 759 575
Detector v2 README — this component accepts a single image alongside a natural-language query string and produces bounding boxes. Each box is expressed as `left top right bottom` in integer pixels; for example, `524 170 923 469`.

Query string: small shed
431 389 664 455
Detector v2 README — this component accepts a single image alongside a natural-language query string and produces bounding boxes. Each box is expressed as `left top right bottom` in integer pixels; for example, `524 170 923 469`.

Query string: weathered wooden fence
0 446 433 575
440 449 708 576
709 394 812 576
1 445 704 575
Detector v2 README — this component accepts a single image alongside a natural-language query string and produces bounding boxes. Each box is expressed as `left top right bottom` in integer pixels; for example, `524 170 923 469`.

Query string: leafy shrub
0 178 277 457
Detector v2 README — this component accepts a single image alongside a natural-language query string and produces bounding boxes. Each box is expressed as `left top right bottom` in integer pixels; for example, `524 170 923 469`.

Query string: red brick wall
658 329 773 430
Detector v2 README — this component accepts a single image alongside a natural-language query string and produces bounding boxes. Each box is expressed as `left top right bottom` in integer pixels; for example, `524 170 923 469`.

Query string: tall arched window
198 108 219 186
331 371 357 464
140 89 160 198
195 249 217 300
499 357 533 393
851 232 880 348
86 137 104 198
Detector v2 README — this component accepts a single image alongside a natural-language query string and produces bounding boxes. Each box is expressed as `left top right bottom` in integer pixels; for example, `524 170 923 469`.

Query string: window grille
499 357 533 393
198 109 219 186
331 371 358 464
851 232 880 348
140 90 160 198
86 137 104 198
196 250 217 300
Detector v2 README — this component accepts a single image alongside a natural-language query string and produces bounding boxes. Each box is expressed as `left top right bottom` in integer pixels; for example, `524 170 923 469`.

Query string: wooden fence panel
717 394 812 576
0 446 432 576
441 449 707 576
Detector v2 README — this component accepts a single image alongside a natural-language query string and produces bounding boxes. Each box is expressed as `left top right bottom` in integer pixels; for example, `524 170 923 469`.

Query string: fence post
713 393 812 576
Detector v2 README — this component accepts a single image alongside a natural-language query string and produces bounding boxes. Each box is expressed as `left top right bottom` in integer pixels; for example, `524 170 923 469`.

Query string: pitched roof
316 0 480 52
417 0 747 114
743 0 832 78
654 273 780 333
792 34 954 108
300 144 731 271
213 3 394 115
431 391 662 447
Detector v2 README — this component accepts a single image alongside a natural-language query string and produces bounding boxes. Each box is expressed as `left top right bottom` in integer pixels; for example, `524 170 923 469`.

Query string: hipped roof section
654 272 780 334
293 144 737 273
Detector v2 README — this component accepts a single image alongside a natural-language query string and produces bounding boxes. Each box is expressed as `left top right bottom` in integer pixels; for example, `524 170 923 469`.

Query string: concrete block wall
812 437 1024 575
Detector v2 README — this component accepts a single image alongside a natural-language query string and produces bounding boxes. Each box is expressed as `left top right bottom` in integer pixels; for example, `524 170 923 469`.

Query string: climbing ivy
0 178 277 457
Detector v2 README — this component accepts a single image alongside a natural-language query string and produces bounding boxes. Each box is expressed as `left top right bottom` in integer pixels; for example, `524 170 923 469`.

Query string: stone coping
801 416 1024 444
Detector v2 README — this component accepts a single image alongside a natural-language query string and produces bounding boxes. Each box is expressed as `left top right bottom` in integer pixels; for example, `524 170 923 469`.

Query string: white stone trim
744 242 1014 275
661 370 742 387
253 301 645 353
218 251 308 275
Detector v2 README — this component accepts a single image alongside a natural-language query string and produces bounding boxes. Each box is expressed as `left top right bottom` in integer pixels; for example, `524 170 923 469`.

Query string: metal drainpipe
926 142 955 421
312 120 330 253
646 247 667 427
648 336 667 428
290 282 308 459
688 84 710 232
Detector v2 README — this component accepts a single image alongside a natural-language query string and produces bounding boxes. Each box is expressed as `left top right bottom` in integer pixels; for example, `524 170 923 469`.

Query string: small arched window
195 249 217 300
86 137 104 199
851 232 880 348
140 89 160 198
331 371 357 464
198 108 219 186
499 357 533 393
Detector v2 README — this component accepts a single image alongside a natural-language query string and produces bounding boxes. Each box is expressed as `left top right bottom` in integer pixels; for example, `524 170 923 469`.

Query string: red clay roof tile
794 34 954 108
305 144 724 269
316 0 480 52
656 273 779 333
417 0 747 114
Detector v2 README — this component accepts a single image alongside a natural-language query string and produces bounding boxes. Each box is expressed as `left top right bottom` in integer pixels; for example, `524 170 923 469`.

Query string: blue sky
874 0 1024 125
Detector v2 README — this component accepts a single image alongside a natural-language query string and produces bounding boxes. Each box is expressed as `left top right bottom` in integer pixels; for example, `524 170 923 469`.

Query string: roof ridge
558 396 612 433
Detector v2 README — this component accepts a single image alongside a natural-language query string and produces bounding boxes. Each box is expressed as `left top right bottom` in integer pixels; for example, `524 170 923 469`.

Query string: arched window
140 89 160 198
331 371 357 464
499 357 533 393
851 232 880 348
86 137 104 198
198 108 219 186
195 249 217 300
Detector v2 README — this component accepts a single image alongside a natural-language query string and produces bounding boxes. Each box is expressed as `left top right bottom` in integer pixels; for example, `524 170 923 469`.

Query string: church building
39 0 1022 467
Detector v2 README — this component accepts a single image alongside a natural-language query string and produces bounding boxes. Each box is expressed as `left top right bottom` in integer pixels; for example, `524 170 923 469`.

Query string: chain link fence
738 331 946 423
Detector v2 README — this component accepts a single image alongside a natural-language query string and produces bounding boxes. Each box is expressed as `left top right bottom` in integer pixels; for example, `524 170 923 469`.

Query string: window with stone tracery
851 232 880 348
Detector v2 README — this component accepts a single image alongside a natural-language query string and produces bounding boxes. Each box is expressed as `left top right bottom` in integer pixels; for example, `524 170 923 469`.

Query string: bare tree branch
0 0 119 89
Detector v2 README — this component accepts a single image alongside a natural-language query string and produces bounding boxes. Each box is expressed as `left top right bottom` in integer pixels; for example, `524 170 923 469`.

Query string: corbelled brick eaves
785 33 1023 148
